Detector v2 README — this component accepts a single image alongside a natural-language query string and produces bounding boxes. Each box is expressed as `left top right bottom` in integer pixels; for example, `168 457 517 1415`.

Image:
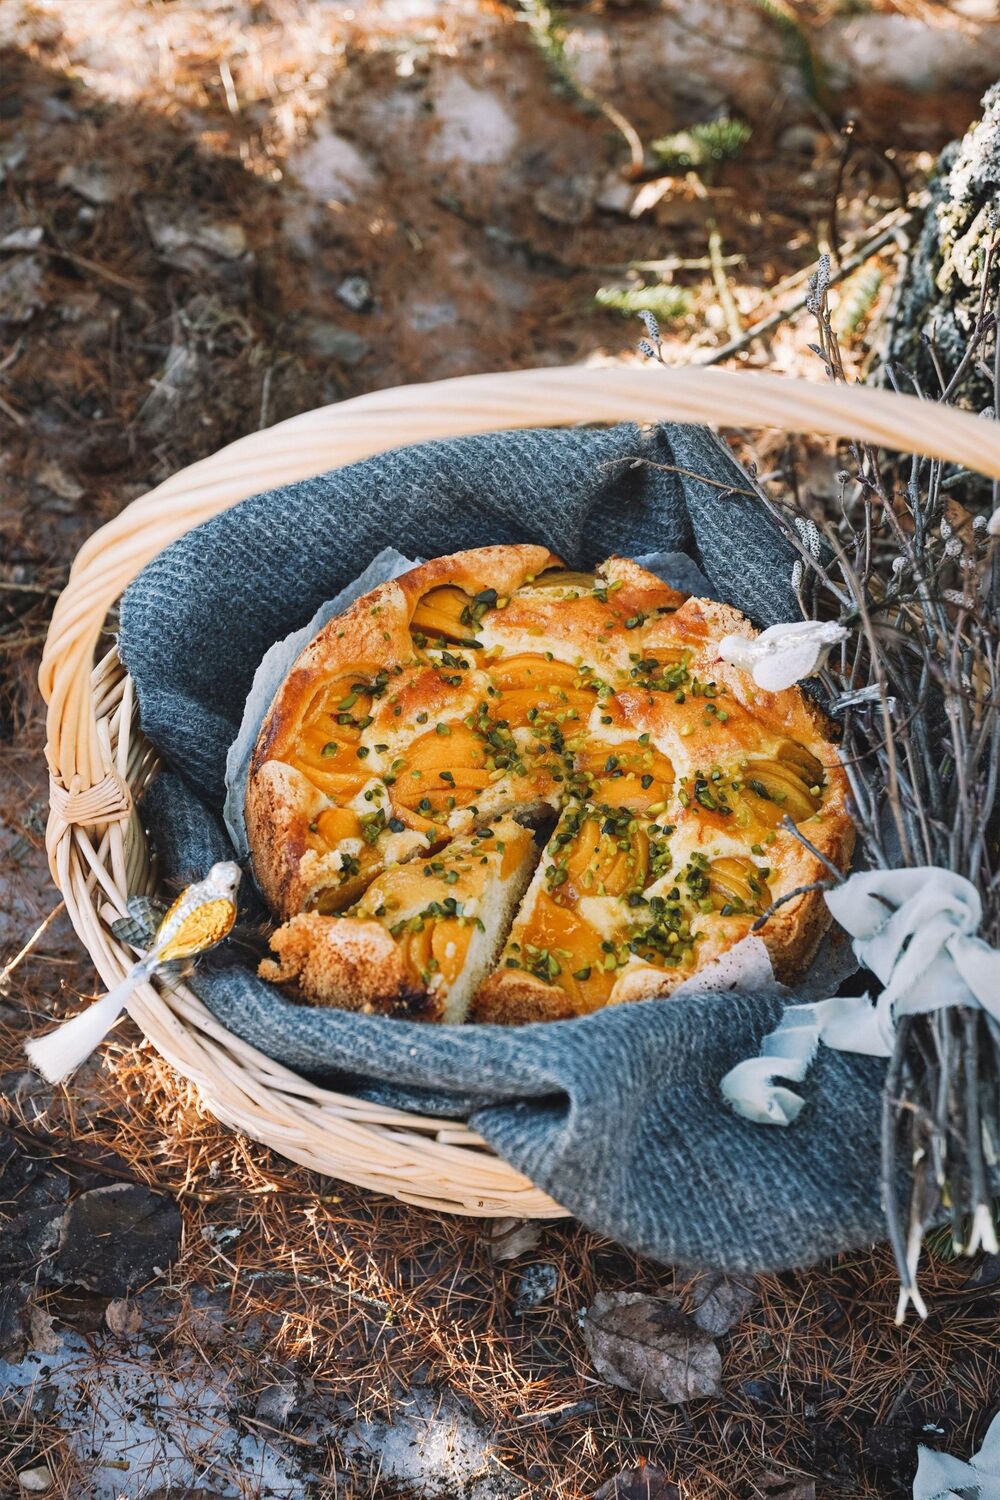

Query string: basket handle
40 364 1000 847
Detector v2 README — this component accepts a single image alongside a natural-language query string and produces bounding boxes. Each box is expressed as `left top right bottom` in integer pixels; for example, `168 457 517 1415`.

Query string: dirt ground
2 3 999 1497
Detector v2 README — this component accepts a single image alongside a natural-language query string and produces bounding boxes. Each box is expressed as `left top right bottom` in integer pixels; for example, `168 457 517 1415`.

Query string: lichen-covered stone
888 84 1000 408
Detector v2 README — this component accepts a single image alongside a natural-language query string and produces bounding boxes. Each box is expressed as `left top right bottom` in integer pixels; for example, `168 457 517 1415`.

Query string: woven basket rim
38 364 1000 1217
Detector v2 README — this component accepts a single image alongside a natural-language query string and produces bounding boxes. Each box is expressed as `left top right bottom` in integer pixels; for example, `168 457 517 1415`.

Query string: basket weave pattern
39 366 1000 1216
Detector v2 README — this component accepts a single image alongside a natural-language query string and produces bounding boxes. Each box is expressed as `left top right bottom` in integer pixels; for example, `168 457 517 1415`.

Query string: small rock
0 256 46 323
533 177 595 227
300 318 370 366
17 1467 53 1494
54 1183 181 1295
488 1217 542 1262
819 12 1000 95
337 273 374 313
0 225 43 251
57 162 123 205
515 1263 558 1310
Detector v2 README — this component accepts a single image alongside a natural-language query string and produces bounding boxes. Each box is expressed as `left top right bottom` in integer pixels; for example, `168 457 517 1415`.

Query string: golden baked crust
248 546 853 1021
260 913 416 1016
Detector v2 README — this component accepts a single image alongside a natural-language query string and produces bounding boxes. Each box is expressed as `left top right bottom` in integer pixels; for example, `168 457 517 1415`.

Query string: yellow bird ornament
26 861 242 1084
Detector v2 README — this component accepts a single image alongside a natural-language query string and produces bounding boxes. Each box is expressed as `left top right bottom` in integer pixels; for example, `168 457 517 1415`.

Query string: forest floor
1 2 999 1497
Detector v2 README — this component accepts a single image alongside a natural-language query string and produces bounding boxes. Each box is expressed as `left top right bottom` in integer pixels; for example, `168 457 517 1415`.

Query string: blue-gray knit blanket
119 422 885 1271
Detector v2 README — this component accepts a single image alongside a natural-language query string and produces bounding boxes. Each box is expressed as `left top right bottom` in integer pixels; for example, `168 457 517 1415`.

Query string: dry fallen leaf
582 1292 722 1403
593 1460 680 1499
687 1271 757 1335
17 1467 53 1495
105 1297 142 1338
487 1218 543 1262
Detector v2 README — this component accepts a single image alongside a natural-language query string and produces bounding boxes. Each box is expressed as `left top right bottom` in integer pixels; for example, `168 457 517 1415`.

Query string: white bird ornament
718 619 848 693
25 861 242 1084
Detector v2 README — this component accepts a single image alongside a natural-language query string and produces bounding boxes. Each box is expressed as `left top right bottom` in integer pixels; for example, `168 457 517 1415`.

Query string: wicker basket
38 365 1000 1218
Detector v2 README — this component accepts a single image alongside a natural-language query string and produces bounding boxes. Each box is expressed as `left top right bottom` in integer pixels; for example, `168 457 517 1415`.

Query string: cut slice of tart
473 819 776 1022
258 815 539 1022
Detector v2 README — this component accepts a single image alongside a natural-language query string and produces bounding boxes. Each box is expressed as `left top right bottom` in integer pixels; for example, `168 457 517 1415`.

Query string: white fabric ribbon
24 966 150 1085
720 995 887 1127
912 1409 1000 1500
721 866 1000 1125
718 619 848 692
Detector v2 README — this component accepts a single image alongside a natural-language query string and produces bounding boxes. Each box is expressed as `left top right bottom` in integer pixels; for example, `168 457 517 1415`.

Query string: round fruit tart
246 545 853 1023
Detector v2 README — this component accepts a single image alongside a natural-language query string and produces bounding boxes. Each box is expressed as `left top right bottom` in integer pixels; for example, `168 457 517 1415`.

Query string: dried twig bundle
639 227 1000 1314
804 247 1000 1315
